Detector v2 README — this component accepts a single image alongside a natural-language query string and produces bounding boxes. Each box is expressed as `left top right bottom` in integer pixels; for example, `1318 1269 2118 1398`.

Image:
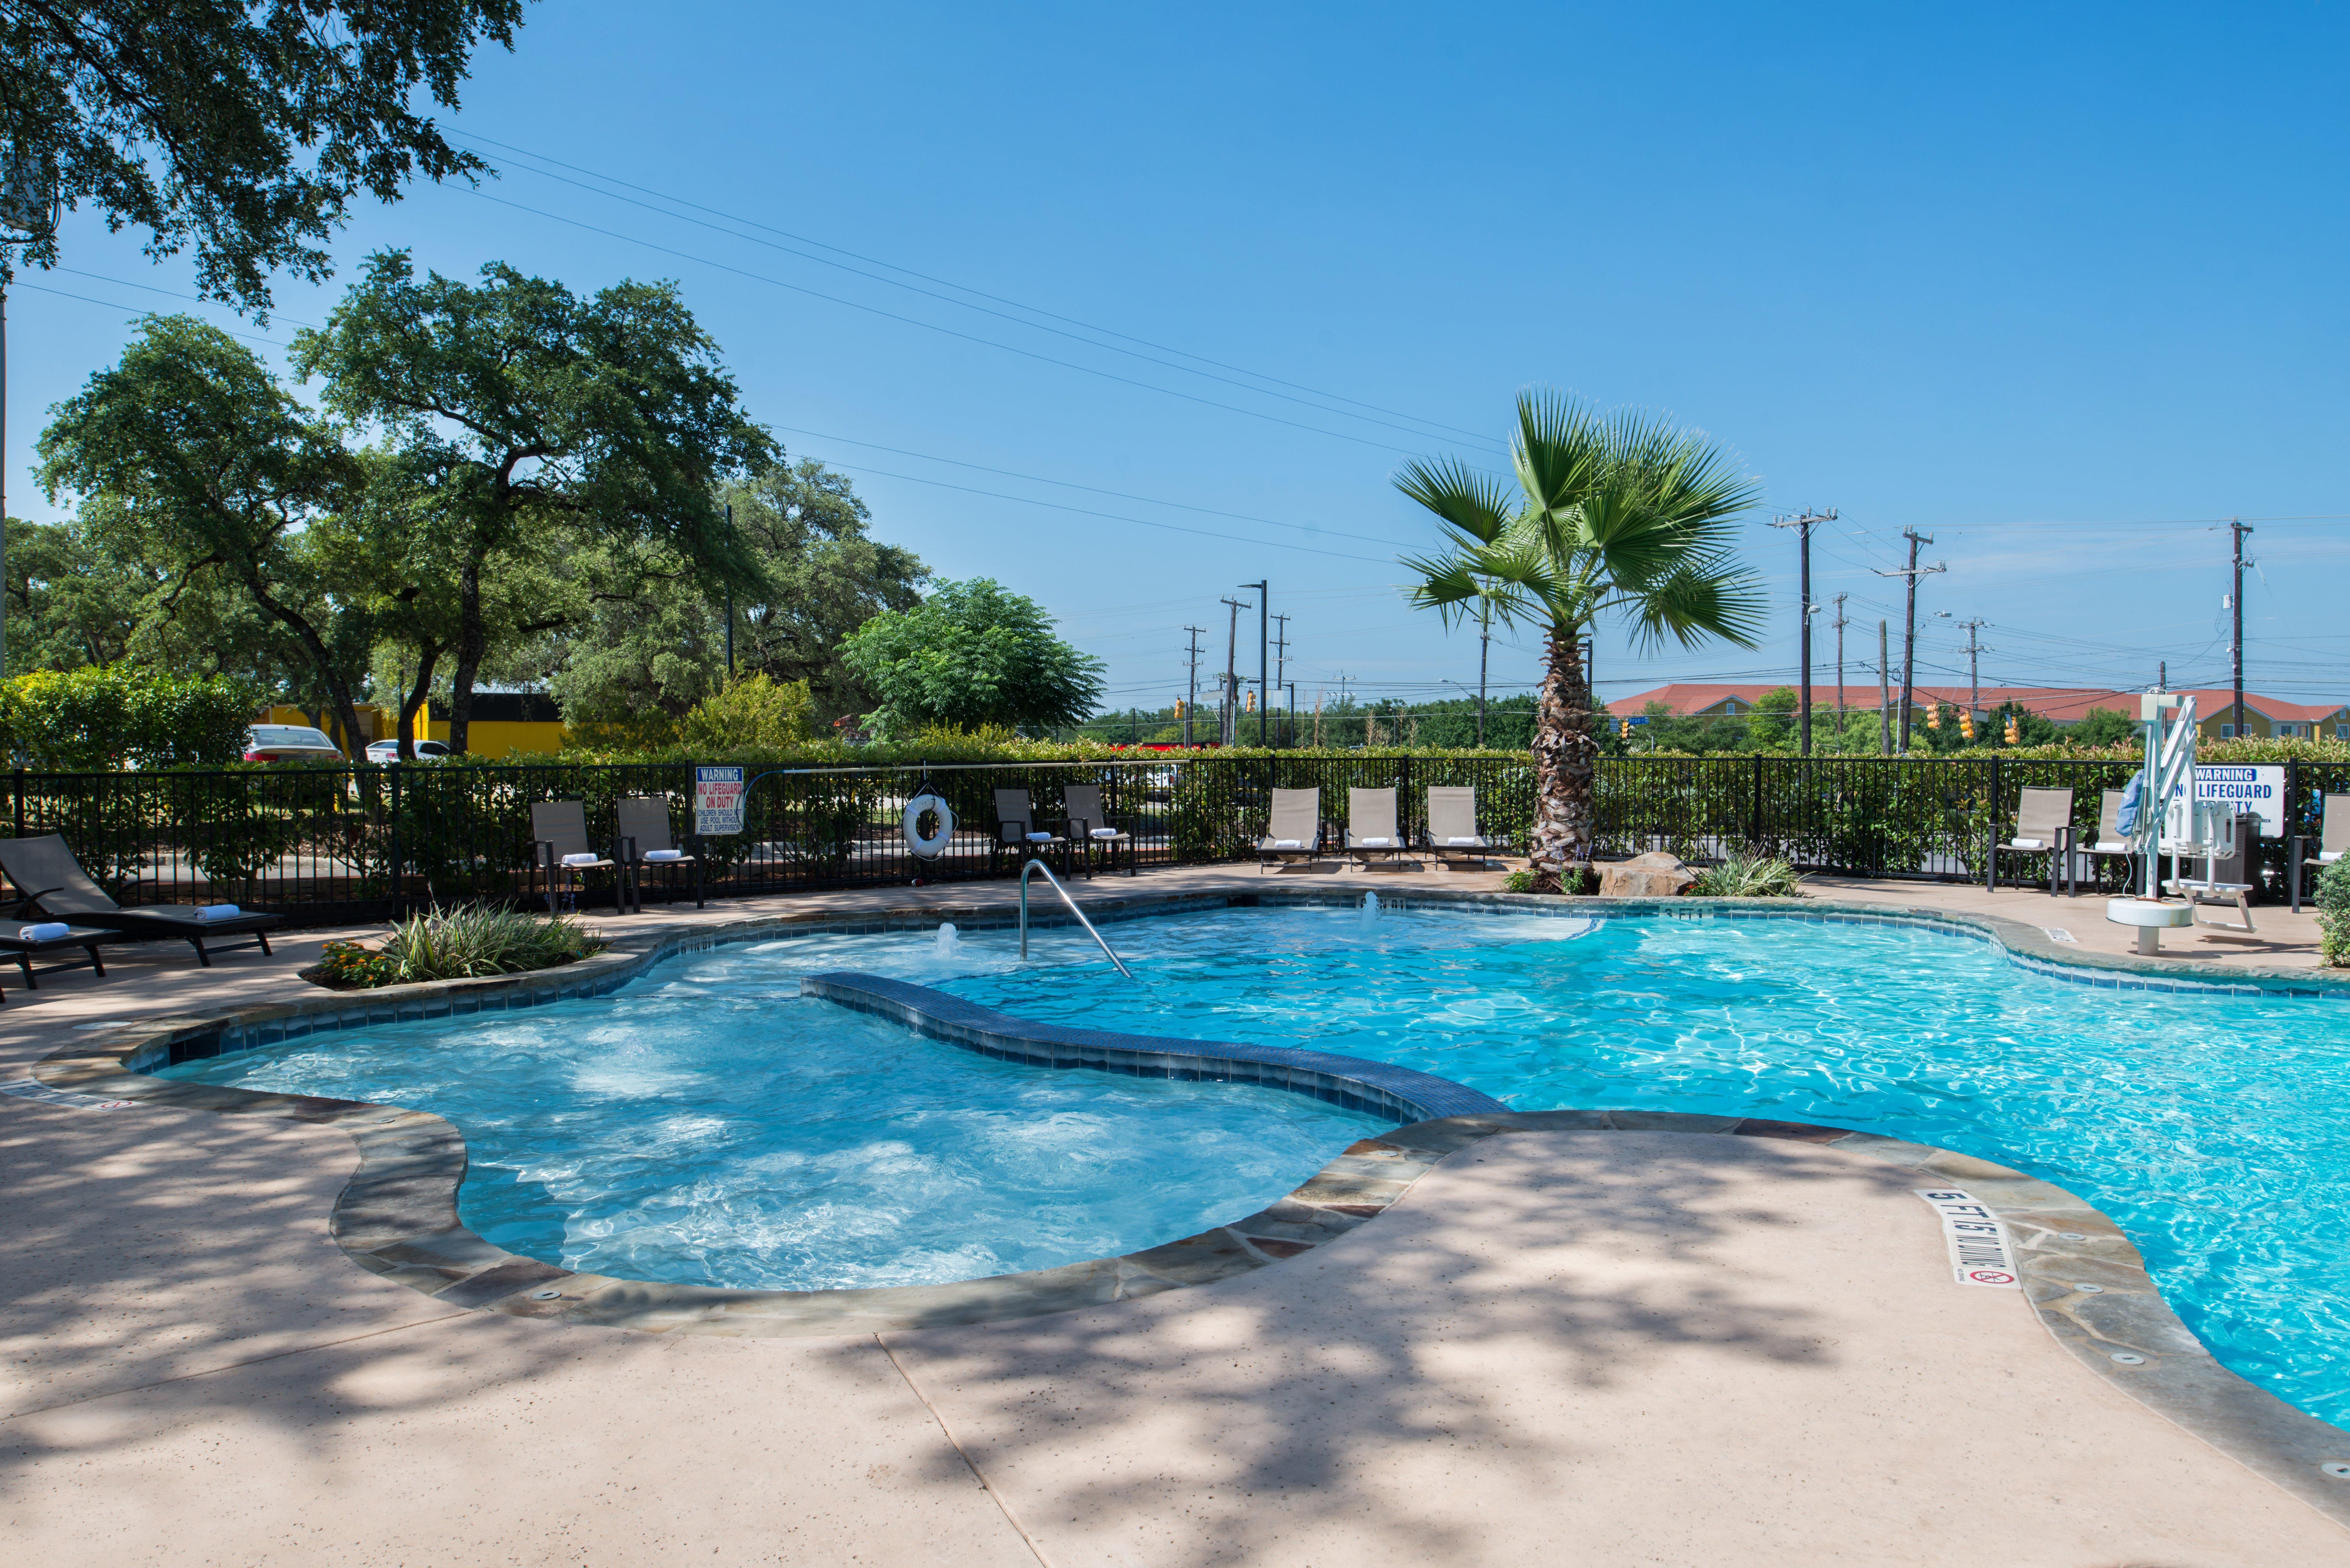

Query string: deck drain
2074 1283 2105 1293
2058 1232 2087 1242
531 1288 562 1300
2321 1463 2350 1480
2110 1352 2146 1365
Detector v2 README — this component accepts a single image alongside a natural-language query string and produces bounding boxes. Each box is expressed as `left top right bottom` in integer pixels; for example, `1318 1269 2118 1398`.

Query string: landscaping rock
1598 851 1696 898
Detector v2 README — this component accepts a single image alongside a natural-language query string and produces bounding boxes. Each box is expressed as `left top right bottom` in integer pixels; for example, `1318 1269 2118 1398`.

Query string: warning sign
2168 765 2285 838
694 765 745 836
1914 1188 2021 1289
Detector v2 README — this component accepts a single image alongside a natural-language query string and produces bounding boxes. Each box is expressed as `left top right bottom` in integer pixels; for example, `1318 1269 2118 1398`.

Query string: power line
773 423 1414 547
460 186 1428 456
451 130 1505 451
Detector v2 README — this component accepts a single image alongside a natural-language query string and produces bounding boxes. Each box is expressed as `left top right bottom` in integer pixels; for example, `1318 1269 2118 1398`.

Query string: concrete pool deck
4 867 2347 1564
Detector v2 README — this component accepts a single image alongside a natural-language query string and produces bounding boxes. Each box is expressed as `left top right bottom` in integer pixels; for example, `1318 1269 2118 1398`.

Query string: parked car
363 739 452 764
243 725 346 764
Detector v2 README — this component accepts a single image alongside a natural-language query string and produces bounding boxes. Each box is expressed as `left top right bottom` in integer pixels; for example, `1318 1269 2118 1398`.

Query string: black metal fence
8 754 2345 923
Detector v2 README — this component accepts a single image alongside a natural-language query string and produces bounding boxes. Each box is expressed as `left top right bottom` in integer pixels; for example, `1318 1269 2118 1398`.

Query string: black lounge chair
1058 782 1135 878
616 795 703 910
530 800 620 915
0 834 282 966
0 921 117 999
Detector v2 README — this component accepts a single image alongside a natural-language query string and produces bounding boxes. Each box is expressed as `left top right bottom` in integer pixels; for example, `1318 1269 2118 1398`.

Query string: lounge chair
530 801 620 916
994 788 1067 874
0 921 116 998
2291 793 2350 913
0 833 282 966
1059 783 1134 879
1344 786 1415 868
2075 788 2139 894
616 795 702 910
1423 786 1497 869
1255 788 1323 871
1987 787 2074 896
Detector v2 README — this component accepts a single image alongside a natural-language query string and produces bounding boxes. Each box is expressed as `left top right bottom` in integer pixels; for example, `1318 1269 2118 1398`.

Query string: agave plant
1688 850 1806 899
1398 392 1766 889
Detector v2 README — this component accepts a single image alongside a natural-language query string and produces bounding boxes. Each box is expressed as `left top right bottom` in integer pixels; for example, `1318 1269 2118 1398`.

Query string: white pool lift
2105 691 2226 954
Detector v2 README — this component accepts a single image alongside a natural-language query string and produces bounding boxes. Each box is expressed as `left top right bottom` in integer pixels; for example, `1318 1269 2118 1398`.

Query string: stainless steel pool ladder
1019 858 1136 979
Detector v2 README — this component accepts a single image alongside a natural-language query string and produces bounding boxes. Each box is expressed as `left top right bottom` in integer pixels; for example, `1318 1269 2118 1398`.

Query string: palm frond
1512 389 1609 518
1622 553 1769 651
1393 457 1518 545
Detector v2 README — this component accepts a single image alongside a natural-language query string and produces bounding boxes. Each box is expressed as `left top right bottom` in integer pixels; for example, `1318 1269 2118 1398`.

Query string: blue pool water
158 937 1387 1290
159 903 2350 1429
932 904 2350 1428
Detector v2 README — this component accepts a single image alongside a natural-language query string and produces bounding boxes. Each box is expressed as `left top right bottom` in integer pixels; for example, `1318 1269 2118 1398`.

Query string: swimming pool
157 935 1389 1291
156 900 2350 1430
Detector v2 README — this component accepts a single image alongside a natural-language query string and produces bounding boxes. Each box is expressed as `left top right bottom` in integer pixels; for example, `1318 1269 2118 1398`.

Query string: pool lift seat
2104 692 2203 955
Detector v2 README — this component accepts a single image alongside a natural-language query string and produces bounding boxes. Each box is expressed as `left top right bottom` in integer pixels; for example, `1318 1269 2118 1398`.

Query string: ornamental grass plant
307 904 607 990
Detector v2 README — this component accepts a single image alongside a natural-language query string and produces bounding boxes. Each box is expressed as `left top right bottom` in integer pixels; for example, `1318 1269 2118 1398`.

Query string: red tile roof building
1608 684 2349 741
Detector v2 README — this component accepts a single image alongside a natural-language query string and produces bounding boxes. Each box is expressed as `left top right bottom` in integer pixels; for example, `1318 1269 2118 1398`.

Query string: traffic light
1620 717 1632 737
1960 711 1976 742
1926 705 1942 731
1245 689 1258 714
1173 698 1185 720
2004 714 2022 745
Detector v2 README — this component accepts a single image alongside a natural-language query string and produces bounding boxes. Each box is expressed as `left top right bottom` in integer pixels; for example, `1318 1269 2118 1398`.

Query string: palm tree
1398 392 1765 888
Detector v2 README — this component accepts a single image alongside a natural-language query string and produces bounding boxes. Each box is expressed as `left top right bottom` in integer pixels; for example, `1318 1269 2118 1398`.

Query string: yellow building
263 695 570 758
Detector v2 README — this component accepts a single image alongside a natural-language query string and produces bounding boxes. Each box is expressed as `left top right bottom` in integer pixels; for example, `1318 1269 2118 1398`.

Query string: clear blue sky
9 2 2347 712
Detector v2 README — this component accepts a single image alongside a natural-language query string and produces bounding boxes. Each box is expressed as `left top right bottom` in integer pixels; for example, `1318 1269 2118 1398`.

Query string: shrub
1689 850 1806 898
677 673 813 752
1502 869 1536 893
302 904 608 989
0 665 257 769
2318 858 2350 969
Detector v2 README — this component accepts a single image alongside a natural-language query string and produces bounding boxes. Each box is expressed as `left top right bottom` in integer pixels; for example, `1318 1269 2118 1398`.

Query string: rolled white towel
1446 836 1481 846
1025 831 1056 843
561 853 600 867
2008 838 2045 850
1272 838 1303 849
192 904 241 923
1089 828 1121 840
18 922 69 942
1356 836 1391 847
643 848 684 862
2091 841 2129 853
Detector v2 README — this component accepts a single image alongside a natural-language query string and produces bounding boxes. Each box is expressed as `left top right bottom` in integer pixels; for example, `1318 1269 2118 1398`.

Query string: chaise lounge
1423 786 1498 869
0 833 283 966
1987 787 2075 896
1256 788 1323 871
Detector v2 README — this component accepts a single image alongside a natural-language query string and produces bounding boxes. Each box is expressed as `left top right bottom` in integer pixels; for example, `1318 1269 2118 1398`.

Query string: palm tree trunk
1528 621 1596 890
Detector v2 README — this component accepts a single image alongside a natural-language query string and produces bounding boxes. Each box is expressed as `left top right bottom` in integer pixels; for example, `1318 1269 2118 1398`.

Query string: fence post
11 767 19 840
389 767 404 915
1750 753 1763 848
1988 755 2001 885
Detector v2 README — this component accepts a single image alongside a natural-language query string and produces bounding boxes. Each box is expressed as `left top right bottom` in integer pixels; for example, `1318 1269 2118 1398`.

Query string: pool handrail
1018 858 1136 979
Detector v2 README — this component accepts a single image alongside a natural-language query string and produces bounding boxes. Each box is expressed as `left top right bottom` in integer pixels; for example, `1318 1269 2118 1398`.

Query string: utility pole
1219 595 1250 747
2231 519 2254 737
1771 508 1836 754
1240 580 1269 747
1874 529 1945 752
1271 613 1291 747
1831 593 1850 733
1182 625 1205 747
1877 620 1892 757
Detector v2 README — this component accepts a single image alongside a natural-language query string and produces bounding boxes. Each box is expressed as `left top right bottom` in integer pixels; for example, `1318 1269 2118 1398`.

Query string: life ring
903 793 956 859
